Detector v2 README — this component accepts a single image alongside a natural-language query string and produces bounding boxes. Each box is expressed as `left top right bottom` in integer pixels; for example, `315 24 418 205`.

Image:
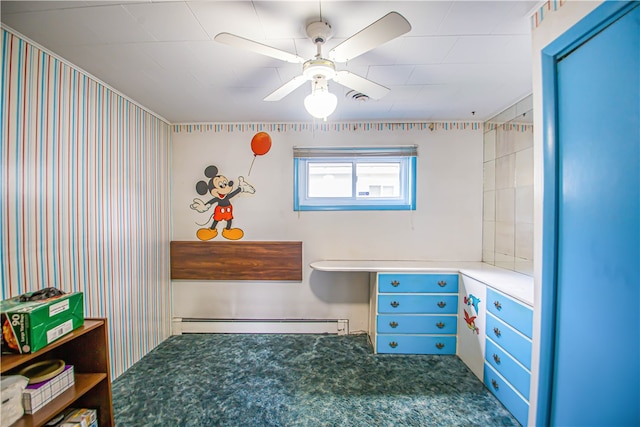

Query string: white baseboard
172 318 349 336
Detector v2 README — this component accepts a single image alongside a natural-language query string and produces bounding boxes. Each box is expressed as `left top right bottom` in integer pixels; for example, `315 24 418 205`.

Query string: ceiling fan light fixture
304 79 337 120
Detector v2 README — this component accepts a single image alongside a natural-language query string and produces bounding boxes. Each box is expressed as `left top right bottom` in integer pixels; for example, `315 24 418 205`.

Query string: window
293 146 417 211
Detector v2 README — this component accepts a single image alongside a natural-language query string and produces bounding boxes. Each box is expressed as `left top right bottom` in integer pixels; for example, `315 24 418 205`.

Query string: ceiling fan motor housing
306 21 332 45
303 58 336 81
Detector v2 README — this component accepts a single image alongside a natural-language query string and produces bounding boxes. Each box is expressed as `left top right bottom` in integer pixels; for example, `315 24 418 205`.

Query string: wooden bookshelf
1 318 114 426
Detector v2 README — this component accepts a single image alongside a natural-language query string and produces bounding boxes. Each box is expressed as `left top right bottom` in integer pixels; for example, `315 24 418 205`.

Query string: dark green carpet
112 334 519 426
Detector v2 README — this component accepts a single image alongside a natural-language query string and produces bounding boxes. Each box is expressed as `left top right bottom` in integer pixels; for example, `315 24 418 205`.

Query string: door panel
551 4 639 426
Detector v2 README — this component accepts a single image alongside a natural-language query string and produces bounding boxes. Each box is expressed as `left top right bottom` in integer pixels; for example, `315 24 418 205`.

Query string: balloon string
248 155 256 176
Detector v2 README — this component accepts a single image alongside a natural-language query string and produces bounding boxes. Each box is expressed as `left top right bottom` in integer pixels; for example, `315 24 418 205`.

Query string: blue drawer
377 314 457 334
484 363 529 426
378 295 458 314
378 273 459 293
487 288 533 338
377 335 456 354
485 339 530 399
486 314 532 369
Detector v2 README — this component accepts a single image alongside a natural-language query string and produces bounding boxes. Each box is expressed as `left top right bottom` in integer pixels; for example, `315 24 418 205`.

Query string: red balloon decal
251 132 272 156
248 132 271 175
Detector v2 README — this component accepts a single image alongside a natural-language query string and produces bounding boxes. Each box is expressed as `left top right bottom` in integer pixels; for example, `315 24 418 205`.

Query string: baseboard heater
172 318 349 336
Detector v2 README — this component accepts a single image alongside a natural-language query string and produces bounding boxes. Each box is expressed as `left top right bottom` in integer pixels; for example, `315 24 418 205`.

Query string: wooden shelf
10 374 107 427
1 320 104 371
1 318 114 427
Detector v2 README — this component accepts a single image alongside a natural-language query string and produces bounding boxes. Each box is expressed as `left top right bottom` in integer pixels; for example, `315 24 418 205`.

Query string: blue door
540 1 639 426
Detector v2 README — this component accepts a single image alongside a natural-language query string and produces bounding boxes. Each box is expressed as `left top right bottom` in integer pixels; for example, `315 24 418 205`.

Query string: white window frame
293 146 417 211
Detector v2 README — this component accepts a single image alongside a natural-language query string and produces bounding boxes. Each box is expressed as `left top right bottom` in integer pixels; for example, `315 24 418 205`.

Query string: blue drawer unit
483 286 533 427
484 363 529 426
378 273 459 293
485 339 530 399
378 295 458 314
371 272 459 355
486 313 532 370
377 314 457 334
486 288 533 338
377 335 456 355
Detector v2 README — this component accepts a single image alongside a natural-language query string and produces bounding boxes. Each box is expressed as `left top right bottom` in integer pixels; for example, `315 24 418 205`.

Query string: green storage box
1 291 84 354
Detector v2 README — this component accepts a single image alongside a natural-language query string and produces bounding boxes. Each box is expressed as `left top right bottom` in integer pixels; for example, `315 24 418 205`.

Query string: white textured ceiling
1 1 539 123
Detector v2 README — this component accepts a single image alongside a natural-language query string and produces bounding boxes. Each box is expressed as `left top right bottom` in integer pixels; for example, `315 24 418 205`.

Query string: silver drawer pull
493 354 501 364
437 301 447 308
494 301 502 310
389 321 398 328
390 301 400 308
493 327 501 337
438 280 447 287
389 341 398 348
436 322 445 329
435 342 445 349
491 379 499 390
391 280 400 287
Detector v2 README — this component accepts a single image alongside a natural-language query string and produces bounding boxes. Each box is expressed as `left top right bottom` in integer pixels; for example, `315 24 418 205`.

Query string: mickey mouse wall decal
190 165 255 240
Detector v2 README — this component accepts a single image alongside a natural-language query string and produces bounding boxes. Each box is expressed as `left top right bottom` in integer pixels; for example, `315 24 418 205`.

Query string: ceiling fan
214 11 411 119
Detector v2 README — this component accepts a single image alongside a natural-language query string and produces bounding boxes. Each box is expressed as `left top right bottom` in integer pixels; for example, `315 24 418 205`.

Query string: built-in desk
310 260 535 426
310 260 533 305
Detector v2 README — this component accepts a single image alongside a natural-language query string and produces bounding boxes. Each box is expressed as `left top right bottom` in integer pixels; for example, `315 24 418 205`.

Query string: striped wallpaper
1 28 172 379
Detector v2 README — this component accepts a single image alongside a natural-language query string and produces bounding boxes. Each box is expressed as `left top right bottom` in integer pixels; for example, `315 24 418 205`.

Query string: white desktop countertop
310 260 534 306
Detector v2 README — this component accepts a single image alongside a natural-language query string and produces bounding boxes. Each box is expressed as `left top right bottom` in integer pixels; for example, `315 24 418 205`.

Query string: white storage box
1 375 28 427
22 365 74 414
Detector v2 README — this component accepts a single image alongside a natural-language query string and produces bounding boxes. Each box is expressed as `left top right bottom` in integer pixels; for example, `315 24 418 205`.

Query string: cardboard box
1 292 84 354
44 407 97 427
59 407 97 427
22 365 75 414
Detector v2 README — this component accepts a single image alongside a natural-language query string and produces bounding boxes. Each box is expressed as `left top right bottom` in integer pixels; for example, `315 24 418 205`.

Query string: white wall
171 123 483 332
529 1 602 425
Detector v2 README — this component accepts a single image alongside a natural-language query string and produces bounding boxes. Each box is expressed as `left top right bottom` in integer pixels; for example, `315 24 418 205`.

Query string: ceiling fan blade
329 12 411 63
215 32 306 64
334 71 389 100
264 75 309 101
